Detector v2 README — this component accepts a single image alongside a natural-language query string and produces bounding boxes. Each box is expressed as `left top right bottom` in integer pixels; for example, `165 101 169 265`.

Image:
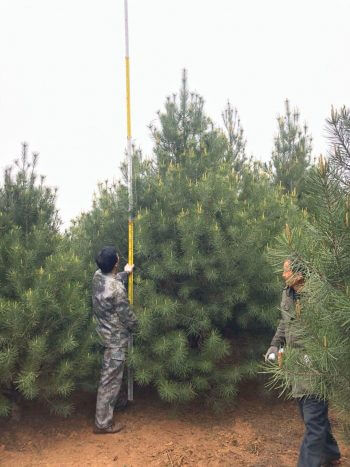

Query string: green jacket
270 287 311 397
271 287 299 349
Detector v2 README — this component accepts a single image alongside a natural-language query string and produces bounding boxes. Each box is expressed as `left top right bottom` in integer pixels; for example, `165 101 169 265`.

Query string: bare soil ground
0 387 349 467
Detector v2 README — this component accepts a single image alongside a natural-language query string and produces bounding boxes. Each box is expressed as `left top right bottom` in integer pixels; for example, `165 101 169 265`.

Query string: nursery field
1 54 350 467
1 386 349 467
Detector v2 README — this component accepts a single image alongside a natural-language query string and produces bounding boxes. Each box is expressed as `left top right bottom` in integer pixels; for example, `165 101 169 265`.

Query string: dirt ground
0 387 349 467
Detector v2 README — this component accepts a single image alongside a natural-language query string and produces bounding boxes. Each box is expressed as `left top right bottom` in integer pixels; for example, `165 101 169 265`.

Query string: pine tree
0 145 95 417
266 107 350 436
0 144 60 301
270 99 312 202
129 75 298 406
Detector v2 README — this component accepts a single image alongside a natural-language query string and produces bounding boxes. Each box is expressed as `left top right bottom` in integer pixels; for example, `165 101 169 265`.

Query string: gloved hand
124 263 134 274
265 346 278 362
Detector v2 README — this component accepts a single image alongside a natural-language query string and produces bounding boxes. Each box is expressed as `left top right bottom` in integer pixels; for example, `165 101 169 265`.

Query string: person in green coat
265 260 341 467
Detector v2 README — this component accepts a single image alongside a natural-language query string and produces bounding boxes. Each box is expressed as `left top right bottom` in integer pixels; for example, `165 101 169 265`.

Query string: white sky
0 0 349 227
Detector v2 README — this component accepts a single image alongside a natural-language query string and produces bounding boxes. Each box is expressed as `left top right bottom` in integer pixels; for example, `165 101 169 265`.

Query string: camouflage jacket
92 270 137 355
271 286 300 349
270 287 310 397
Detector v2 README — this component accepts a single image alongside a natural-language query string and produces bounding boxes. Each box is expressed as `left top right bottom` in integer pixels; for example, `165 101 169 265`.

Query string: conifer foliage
222 101 247 171
69 180 129 283
129 75 296 405
271 99 312 201
327 106 350 189
69 148 153 284
0 145 94 417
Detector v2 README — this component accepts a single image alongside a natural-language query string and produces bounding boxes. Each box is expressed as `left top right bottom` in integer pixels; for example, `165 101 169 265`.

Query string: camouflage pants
95 347 126 429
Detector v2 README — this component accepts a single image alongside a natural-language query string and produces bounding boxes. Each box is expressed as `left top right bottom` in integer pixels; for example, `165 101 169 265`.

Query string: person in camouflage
265 260 341 467
92 246 137 434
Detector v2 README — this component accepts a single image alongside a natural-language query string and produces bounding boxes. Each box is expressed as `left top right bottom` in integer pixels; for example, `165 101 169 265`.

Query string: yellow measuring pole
124 0 134 401
124 0 133 305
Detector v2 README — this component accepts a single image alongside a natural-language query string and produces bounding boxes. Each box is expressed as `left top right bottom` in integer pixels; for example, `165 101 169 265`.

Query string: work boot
322 459 341 466
93 422 124 434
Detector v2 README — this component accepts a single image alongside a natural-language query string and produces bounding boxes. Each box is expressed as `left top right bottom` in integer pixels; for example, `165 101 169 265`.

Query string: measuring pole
124 0 134 402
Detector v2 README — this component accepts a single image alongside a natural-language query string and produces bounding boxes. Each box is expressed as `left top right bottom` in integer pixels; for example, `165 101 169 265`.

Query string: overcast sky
0 0 349 227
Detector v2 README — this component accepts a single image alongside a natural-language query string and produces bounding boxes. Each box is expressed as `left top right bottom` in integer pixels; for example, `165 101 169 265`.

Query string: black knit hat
96 246 119 273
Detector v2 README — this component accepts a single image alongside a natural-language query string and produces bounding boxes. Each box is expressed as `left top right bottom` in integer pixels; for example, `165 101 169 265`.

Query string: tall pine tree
129 74 298 406
0 145 95 417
